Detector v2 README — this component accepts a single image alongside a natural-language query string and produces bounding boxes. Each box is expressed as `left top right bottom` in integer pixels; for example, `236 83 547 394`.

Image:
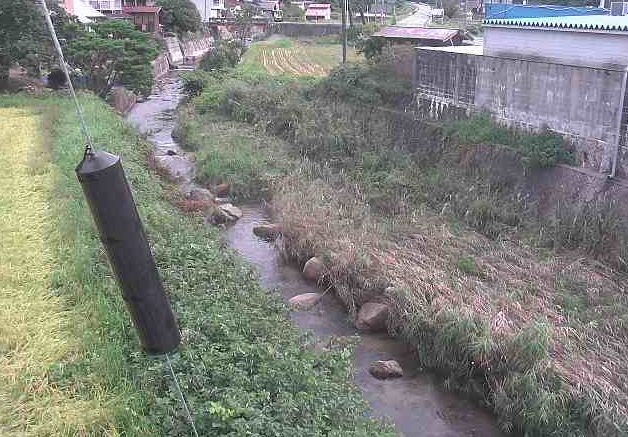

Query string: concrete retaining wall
414 48 628 174
108 86 137 114
152 53 170 79
180 36 214 61
270 22 343 37
164 36 184 66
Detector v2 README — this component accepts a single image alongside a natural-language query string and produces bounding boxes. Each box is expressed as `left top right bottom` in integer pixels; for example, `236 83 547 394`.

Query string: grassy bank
177 65 628 436
0 94 392 435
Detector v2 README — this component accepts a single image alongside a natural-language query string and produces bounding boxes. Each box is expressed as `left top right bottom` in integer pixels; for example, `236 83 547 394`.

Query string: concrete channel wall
414 47 628 175
152 53 170 79
270 22 343 37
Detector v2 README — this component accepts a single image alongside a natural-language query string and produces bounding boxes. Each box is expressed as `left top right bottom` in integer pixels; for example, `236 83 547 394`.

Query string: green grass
0 94 393 436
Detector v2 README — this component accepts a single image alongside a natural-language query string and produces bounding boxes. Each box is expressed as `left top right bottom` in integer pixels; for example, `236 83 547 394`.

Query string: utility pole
341 0 347 64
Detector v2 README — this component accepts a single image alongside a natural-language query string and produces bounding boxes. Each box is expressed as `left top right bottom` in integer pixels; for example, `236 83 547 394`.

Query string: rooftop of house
484 15 628 32
485 5 608 20
307 3 331 8
373 26 460 42
122 5 161 13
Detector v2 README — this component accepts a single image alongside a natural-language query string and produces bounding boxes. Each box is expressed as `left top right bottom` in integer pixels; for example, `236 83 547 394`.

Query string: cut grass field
240 37 359 77
0 94 392 436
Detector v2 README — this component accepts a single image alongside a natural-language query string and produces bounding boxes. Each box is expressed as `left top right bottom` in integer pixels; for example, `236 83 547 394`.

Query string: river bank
174 62 628 437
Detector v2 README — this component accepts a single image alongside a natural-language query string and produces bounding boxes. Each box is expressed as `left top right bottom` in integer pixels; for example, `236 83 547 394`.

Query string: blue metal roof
484 15 628 31
485 4 608 20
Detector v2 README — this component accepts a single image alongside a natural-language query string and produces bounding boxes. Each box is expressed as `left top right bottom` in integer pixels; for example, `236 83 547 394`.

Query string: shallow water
225 206 504 437
128 72 506 437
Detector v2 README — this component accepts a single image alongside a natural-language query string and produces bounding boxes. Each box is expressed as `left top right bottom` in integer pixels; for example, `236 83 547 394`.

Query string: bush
448 115 573 168
181 71 207 97
317 63 411 107
47 69 67 90
200 39 245 72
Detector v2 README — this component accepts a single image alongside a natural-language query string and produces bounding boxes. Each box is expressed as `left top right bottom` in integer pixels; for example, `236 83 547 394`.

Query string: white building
60 0 105 22
305 3 331 21
88 0 122 14
484 15 628 68
190 0 225 20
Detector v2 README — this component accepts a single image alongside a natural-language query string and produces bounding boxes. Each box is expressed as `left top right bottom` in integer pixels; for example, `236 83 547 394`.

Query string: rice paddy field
240 37 359 77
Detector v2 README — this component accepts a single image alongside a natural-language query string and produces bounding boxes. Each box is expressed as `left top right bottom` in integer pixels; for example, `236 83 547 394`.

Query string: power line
39 0 95 154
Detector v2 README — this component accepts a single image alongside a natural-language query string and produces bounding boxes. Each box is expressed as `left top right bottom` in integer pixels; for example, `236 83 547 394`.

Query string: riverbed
127 72 505 437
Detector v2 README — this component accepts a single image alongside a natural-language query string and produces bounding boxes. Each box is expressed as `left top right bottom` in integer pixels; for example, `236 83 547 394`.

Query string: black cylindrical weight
76 151 180 354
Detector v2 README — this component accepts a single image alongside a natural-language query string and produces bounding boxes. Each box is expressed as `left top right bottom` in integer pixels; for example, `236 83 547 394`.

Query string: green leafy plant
157 0 202 34
200 39 245 72
63 20 159 97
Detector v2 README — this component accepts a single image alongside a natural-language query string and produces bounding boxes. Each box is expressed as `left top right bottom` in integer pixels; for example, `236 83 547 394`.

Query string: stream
127 72 505 437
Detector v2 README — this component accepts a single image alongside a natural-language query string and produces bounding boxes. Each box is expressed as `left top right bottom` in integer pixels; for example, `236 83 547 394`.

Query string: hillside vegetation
177 61 628 436
0 94 392 436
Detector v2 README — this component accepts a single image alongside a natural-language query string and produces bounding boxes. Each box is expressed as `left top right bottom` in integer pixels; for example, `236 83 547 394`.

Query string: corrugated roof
485 5 608 20
484 15 628 31
373 26 460 41
123 5 161 13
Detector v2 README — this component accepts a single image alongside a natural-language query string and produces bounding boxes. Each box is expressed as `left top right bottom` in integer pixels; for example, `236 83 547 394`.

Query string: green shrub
456 256 480 276
448 115 573 168
181 71 208 97
200 39 245 72
317 63 411 107
520 129 574 167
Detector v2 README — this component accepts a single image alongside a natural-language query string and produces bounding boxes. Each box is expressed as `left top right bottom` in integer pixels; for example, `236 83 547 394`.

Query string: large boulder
368 360 403 379
154 155 194 182
302 257 326 282
218 203 243 220
355 302 389 332
253 224 281 241
288 292 322 310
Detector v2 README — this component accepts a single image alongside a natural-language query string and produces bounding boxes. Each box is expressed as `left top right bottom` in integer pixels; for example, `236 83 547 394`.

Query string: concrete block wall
414 48 627 174
152 53 170 79
164 36 184 66
180 36 214 60
270 22 343 37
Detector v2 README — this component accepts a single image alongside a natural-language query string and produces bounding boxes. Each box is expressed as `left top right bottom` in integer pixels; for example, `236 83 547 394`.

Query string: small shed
373 26 464 46
122 5 162 33
305 3 331 21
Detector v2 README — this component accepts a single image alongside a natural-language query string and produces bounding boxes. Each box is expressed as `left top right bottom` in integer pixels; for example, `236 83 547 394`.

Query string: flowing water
128 73 506 437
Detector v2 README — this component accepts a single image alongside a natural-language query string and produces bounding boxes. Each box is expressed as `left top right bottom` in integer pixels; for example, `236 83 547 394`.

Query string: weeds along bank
177 64 628 436
0 95 394 436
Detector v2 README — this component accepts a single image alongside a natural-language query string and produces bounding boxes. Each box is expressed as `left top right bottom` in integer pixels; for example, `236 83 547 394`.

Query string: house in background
191 0 226 20
115 0 162 33
88 0 123 14
59 0 105 22
372 26 464 80
305 3 331 21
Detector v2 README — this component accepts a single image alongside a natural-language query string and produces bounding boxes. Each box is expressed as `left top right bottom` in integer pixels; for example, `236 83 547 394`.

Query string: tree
199 39 244 72
442 0 459 19
63 20 159 97
157 0 202 34
0 0 67 89
283 1 305 21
